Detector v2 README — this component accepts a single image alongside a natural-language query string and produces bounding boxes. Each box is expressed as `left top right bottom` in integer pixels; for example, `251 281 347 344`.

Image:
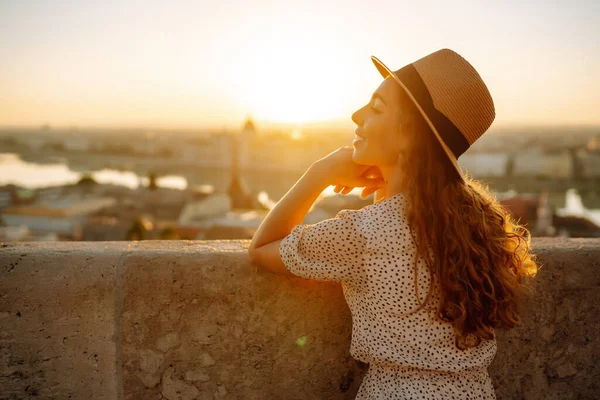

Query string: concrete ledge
0 238 599 400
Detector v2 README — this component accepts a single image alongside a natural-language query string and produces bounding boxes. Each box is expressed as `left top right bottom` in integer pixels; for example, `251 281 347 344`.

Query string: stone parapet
0 238 598 399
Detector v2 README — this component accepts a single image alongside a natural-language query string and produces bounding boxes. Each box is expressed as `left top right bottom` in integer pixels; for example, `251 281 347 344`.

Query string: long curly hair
393 86 539 350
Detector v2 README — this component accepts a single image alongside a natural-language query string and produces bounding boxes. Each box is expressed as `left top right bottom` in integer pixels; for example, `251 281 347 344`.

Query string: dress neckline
372 191 404 207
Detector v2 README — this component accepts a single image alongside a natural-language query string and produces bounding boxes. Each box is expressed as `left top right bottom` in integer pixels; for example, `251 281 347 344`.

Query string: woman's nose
351 107 362 126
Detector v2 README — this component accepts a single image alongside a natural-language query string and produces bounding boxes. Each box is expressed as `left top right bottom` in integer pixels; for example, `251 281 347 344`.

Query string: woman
248 48 538 399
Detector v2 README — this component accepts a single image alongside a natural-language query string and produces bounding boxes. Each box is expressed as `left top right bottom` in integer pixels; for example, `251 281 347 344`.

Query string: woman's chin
351 149 368 165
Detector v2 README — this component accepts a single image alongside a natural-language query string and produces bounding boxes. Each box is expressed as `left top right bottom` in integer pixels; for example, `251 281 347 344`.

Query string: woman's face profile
351 77 405 167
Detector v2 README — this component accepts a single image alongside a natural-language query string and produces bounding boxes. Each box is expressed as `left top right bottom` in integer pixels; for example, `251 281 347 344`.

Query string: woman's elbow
247 245 259 263
247 241 294 278
248 244 269 267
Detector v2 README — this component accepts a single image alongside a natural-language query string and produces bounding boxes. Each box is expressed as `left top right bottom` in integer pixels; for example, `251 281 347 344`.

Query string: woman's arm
247 163 329 276
249 162 329 251
248 146 384 276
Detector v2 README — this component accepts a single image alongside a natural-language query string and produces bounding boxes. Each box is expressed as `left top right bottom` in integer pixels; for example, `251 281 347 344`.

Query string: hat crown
412 49 495 145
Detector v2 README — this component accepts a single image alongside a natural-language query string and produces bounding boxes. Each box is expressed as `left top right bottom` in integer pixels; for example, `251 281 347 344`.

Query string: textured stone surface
0 238 598 399
121 240 365 400
489 238 600 400
0 241 129 399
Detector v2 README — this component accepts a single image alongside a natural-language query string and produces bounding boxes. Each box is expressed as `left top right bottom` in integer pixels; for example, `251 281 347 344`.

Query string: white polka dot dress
279 192 497 399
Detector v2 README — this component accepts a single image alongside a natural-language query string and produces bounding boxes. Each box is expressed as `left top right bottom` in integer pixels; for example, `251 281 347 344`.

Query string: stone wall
0 238 598 399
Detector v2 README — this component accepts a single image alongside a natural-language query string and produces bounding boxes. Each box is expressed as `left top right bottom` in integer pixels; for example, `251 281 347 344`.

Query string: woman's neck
378 162 404 200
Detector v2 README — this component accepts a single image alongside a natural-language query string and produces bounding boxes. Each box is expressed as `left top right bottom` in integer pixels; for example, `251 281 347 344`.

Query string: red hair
393 87 539 349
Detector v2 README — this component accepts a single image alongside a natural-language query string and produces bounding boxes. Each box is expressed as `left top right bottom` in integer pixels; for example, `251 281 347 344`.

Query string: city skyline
1 0 599 130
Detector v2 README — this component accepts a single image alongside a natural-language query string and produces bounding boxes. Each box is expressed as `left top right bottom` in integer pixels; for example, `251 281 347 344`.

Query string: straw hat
371 48 495 182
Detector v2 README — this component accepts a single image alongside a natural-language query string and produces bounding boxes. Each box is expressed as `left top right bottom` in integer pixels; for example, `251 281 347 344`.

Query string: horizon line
1 121 599 133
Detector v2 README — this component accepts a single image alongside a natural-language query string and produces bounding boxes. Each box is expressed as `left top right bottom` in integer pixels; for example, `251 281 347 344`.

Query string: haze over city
1 0 598 132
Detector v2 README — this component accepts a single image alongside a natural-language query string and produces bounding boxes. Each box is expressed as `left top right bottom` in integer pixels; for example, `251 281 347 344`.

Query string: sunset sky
0 0 598 131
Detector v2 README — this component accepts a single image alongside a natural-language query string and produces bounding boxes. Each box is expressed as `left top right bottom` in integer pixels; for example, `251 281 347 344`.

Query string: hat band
395 64 470 159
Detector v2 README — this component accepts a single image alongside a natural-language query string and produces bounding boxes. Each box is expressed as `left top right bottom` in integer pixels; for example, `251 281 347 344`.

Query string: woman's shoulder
361 192 407 218
344 192 411 236
330 192 408 232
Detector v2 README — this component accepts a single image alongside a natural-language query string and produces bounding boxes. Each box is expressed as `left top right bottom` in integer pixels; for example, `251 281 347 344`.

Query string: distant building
83 215 130 241
534 191 556 236
0 186 15 209
499 194 542 230
37 186 64 203
178 193 231 226
513 148 573 179
586 135 600 152
64 136 91 152
553 215 600 238
139 186 205 221
22 135 50 152
228 131 260 210
176 193 268 240
239 116 258 170
228 174 256 210
2 196 116 240
0 225 58 242
11 187 37 206
576 150 600 178
499 190 600 238
557 189 600 229
459 153 508 177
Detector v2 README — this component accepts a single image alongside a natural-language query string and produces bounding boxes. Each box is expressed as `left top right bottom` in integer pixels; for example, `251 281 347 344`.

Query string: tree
77 174 97 186
126 218 146 240
148 171 158 190
158 227 178 240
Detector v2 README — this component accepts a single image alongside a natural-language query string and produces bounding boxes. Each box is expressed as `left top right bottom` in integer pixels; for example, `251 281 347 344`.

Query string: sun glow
230 22 354 124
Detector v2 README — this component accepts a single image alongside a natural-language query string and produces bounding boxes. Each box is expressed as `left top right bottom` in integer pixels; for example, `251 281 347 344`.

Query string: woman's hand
313 146 385 198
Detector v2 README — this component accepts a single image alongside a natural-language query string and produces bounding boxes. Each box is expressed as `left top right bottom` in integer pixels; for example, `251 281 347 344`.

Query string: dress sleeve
279 208 365 283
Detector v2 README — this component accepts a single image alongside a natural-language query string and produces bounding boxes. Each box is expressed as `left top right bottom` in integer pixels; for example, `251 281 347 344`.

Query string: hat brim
371 55 465 183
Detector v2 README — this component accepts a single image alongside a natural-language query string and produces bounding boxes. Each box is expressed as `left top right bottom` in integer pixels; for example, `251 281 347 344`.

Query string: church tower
227 117 258 210
239 115 257 170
